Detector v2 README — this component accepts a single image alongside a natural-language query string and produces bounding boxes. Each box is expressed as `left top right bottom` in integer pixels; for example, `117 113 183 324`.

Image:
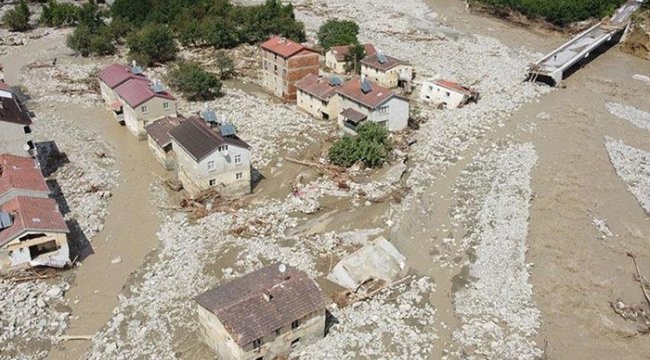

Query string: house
419 79 479 109
0 83 34 157
114 78 177 139
0 196 70 269
295 74 342 120
98 63 148 120
261 36 320 100
0 154 50 205
325 43 376 74
169 116 251 197
144 116 185 170
360 52 414 91
195 263 328 360
336 77 409 134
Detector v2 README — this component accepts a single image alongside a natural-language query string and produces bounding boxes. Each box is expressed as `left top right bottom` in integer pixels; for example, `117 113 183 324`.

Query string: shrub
318 19 359 50
328 122 392 168
40 0 80 27
216 50 235 79
66 24 93 56
127 24 178 66
168 61 222 101
89 27 116 56
2 0 31 32
107 16 132 44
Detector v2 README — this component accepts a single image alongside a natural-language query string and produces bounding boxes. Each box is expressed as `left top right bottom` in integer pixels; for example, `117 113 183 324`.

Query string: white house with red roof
0 196 70 268
0 154 50 205
295 74 342 120
336 77 409 134
260 36 320 100
98 63 147 104
419 79 479 109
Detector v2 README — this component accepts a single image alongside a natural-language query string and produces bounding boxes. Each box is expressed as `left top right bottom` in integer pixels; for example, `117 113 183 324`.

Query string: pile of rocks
605 137 650 213
21 61 102 106
450 143 541 359
606 102 650 132
0 280 70 360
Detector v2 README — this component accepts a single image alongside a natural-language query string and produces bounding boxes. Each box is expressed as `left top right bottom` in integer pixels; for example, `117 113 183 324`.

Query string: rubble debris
606 102 650 132
605 137 650 213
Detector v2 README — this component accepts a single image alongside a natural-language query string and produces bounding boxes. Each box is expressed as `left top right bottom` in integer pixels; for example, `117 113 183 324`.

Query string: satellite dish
22 143 31 152
279 264 286 273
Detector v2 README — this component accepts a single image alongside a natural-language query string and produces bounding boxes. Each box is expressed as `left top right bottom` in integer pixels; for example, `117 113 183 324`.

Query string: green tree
108 17 132 44
216 50 235 80
202 17 239 49
40 0 80 27
328 122 392 168
168 61 222 101
328 136 359 168
2 0 31 32
344 43 366 74
110 0 152 25
127 24 178 66
89 27 116 55
318 19 359 50
66 24 93 56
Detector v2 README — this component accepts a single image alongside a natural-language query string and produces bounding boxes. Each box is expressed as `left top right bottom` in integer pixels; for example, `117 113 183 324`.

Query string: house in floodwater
419 79 479 109
0 154 50 205
261 36 320 101
360 51 414 91
145 116 185 170
195 263 328 360
0 83 35 157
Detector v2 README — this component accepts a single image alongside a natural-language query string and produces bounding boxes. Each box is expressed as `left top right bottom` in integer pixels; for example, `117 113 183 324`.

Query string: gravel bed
606 102 650 132
605 137 650 213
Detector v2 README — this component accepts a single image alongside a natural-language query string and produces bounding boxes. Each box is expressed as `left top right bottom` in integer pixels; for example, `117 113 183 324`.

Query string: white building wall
99 81 118 104
325 51 346 74
296 91 340 120
419 82 467 108
361 64 413 89
0 122 32 157
121 97 177 139
338 95 408 133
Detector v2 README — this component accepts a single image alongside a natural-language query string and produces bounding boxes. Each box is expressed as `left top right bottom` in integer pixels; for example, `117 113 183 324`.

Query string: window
445 92 450 97
253 338 262 349
207 161 215 170
291 338 300 348
274 65 278 74
141 105 148 113
23 126 31 134
209 179 216 186
256 357 263 360
291 319 300 330
163 102 170 110
234 155 242 164
235 172 243 180
378 106 389 114
275 328 281 336
218 145 228 152
282 69 287 78
429 85 433 91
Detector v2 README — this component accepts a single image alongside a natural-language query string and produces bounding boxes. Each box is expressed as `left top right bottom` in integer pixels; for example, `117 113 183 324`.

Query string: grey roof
219 122 237 137
340 108 368 124
168 117 250 162
195 263 328 347
144 116 184 148
201 109 218 123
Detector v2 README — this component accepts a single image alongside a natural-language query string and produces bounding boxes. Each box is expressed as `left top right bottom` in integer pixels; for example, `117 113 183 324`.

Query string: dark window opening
291 338 300 348
253 338 262 348
23 126 31 134
29 240 59 259
291 319 300 330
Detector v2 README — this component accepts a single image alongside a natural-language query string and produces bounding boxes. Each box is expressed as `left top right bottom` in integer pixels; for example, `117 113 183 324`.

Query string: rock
37 298 46 308
46 286 62 299
383 163 408 184
111 256 122 264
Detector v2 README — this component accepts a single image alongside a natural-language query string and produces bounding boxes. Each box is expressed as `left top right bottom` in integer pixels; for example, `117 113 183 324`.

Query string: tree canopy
2 0 31 32
317 19 360 50
329 123 393 168
127 24 178 66
168 61 222 101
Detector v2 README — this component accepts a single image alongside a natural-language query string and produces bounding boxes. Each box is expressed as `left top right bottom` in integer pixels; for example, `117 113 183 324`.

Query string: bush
318 19 360 50
328 122 392 168
66 24 93 56
40 0 80 27
216 50 235 79
127 24 178 66
2 0 31 32
168 61 222 101
89 27 116 55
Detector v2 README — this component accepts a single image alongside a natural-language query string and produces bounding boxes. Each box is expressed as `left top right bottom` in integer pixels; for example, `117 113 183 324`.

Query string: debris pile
606 102 650 132
605 137 650 213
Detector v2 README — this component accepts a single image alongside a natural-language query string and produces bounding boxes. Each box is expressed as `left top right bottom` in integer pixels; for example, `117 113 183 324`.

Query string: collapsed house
0 82 35 157
144 115 185 170
325 43 376 74
327 237 408 297
195 263 328 360
419 79 479 109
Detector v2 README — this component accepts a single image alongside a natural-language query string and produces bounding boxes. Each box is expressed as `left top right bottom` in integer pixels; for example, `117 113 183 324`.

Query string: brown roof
195 263 327 347
115 78 176 108
329 44 376 61
434 80 475 96
145 116 185 148
0 91 32 126
340 108 368 124
295 74 340 101
360 53 404 71
337 77 401 109
98 63 147 89
168 117 250 162
261 36 316 58
0 154 49 199
0 196 69 247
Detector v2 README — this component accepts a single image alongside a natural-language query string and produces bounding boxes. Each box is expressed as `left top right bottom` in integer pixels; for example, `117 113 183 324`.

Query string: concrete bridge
528 0 644 86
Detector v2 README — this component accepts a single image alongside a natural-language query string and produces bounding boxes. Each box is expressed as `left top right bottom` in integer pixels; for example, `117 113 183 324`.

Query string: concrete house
336 77 409 134
0 83 34 157
0 154 50 205
419 79 479 109
169 116 251 197
195 263 328 360
0 196 69 269
144 116 185 170
98 63 147 121
114 78 177 139
360 52 414 91
261 36 320 100
325 44 376 74
295 74 342 120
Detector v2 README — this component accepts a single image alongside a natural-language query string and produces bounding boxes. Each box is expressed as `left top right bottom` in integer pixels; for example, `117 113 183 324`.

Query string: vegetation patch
329 123 393 168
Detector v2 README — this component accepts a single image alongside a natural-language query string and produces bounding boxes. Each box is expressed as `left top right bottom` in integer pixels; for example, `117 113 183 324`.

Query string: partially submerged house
0 196 70 269
360 51 414 91
261 36 320 100
144 116 185 170
0 83 34 157
325 43 376 74
295 74 342 120
169 116 251 197
0 154 49 204
419 79 479 108
98 62 147 105
336 77 409 134
195 263 328 360
114 78 177 139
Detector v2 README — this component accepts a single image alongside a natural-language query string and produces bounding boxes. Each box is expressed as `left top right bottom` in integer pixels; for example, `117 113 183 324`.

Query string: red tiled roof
295 74 340 101
0 83 10 91
434 80 475 96
115 78 176 108
0 196 68 247
329 44 376 61
261 36 315 58
337 77 398 109
0 154 49 199
360 53 404 71
98 64 146 89
195 263 327 347
145 116 185 148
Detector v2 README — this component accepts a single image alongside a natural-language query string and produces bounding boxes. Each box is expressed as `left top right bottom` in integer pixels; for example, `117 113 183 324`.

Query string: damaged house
360 51 414 92
169 115 251 197
0 154 50 204
295 74 342 120
325 43 376 74
144 116 185 170
195 263 328 360
0 83 35 157
419 79 479 109
261 36 320 101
